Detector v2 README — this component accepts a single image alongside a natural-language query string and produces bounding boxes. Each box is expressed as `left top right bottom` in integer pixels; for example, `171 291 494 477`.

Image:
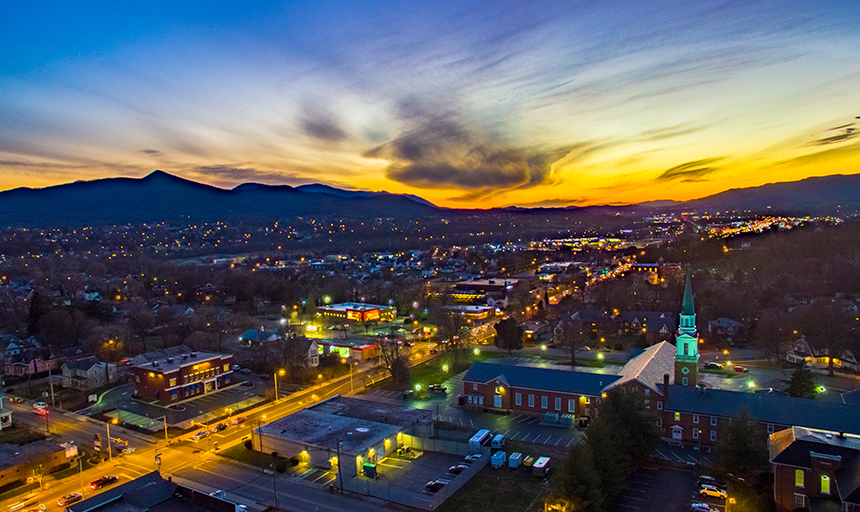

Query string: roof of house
769 426 860 505
617 311 677 331
667 386 860 434
239 329 279 343
62 356 101 372
605 341 675 393
463 361 620 397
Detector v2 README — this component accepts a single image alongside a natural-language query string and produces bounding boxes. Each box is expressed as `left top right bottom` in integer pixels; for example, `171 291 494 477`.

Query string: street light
274 369 285 402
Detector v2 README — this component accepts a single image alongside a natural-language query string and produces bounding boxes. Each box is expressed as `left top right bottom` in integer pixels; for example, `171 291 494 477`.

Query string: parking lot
369 450 473 491
653 440 716 467
607 466 726 512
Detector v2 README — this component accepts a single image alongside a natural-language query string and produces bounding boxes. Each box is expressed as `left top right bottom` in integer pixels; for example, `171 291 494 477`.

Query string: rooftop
318 302 394 312
606 341 675 393
310 396 431 427
132 351 229 373
0 440 64 472
463 361 620 397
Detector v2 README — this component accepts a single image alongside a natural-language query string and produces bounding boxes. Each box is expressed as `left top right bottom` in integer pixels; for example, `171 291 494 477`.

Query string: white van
33 402 47 410
491 434 506 449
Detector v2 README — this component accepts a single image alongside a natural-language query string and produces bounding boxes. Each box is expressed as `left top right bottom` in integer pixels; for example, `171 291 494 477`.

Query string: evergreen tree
715 409 769 478
548 443 604 512
786 364 817 399
493 317 523 353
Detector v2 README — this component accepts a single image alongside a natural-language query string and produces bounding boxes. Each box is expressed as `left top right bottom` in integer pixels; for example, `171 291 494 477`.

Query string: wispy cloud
656 157 723 182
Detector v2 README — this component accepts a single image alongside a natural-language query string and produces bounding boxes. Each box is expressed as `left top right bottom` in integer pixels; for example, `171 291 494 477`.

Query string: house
60 357 117 391
770 426 860 512
0 392 11 430
616 311 677 343
3 337 62 377
707 317 743 341
238 328 280 347
786 336 860 373
292 337 320 368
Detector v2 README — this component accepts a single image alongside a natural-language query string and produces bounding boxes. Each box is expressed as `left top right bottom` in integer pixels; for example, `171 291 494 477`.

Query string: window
821 475 830 495
169 378 176 387
223 364 229 372
515 393 521 406
682 376 688 386
656 418 662 428
473 383 477 391
711 416 717 426
528 394 535 407
692 429 699 440
693 414 699 424
794 494 805 509
674 412 680 421
657 401 663 410
541 396 548 409
710 431 717 441
767 424 774 434
644 388 650 396
795 469 804 488
555 398 561 411
135 375 140 383
568 399 575 413
683 344 688 356
644 399 650 407
585 397 590 404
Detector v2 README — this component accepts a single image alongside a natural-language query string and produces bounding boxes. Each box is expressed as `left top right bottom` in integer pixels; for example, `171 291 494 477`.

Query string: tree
378 338 410 384
786 364 817 399
715 409 769 478
755 310 791 367
553 319 590 366
493 317 523 353
548 443 603 512
797 299 854 376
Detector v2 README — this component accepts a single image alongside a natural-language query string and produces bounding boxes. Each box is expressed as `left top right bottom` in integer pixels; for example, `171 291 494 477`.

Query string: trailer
533 457 551 477
508 452 522 469
469 429 492 453
492 434 506 449
491 451 507 469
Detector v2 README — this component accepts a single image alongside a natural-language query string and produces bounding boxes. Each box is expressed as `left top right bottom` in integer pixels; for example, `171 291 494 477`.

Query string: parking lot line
527 417 540 424
566 438 574 448
555 437 563 446
655 449 670 460
673 453 685 462
517 416 531 423
311 472 331 483
510 431 520 440
470 419 474 428
459 417 463 425
612 503 639 509
511 414 522 421
521 433 532 442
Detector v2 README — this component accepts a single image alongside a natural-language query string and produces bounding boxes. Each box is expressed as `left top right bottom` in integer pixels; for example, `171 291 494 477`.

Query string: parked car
32 402 46 410
733 366 748 373
57 493 83 506
429 348 438 354
192 430 209 441
231 416 247 425
424 479 449 493
9 397 23 404
699 485 727 499
463 454 483 463
697 475 726 489
233 365 240 371
211 423 228 433
90 475 118 489
240 368 251 374
447 464 469 475
428 384 447 393
703 362 723 370
401 390 414 399
690 504 719 512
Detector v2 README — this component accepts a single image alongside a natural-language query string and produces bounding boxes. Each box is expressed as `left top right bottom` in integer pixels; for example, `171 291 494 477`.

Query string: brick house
132 351 233 402
60 357 117 391
770 426 860 512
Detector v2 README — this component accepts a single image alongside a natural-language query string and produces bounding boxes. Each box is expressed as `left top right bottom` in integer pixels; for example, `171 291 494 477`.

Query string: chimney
663 374 670 401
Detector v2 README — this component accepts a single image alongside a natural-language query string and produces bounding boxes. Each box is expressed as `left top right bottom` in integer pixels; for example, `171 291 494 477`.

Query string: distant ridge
0 170 858 227
0 170 438 226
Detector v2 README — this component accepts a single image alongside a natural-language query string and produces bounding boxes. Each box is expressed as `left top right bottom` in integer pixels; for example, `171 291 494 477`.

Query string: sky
1 1 860 208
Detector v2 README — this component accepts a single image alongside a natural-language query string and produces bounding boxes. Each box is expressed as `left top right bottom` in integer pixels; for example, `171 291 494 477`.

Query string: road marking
611 503 639 509
566 438 574 448
511 414 522 421
459 417 463 425
377 461 405 469
555 437 563 446
624 488 647 493
622 495 644 501
527 417 540 424
655 450 670 460
509 431 519 440
673 453 685 462
521 433 532 442
469 419 474 427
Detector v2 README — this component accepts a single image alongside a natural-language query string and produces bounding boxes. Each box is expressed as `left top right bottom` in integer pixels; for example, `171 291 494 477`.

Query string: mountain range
0 170 858 227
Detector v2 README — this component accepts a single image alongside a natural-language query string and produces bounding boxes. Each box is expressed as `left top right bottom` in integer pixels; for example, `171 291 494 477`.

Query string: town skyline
2 1 860 208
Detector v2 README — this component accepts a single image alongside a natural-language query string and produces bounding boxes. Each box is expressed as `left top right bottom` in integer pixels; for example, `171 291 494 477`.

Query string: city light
473 348 480 355
442 364 449 372
747 381 755 388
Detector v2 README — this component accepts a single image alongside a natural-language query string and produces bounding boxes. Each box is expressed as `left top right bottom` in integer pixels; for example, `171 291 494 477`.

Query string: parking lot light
442 364 449 372
415 384 421 391
473 348 480 355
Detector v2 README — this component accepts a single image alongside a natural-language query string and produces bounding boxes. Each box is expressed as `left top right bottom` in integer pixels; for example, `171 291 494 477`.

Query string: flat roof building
317 302 396 322
252 396 432 477
132 351 233 402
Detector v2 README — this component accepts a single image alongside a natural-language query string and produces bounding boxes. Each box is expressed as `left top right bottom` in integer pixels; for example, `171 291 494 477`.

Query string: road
1 342 441 512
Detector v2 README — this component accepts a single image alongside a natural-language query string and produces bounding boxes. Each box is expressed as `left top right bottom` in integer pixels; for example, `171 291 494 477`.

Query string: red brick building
770 426 860 512
132 351 233 402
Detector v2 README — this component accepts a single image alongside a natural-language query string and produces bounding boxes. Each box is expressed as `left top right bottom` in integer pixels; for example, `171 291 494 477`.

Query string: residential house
0 392 11 430
707 317 743 341
238 328 281 347
786 336 860 373
60 357 117 391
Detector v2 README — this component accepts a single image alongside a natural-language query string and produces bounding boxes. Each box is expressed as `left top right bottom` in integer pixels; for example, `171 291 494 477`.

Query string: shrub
244 439 253 450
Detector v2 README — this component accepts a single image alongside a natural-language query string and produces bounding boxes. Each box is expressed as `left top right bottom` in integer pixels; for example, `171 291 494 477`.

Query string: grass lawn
701 369 745 379
369 349 494 393
438 464 551 512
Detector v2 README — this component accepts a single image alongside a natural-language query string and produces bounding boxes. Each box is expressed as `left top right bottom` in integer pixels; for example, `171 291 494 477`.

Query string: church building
674 272 699 387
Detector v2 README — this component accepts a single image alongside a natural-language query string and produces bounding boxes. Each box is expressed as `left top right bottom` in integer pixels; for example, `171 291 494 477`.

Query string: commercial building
317 302 396 323
66 471 239 512
770 426 860 512
132 351 233 402
0 440 71 487
251 396 433 477
317 340 379 361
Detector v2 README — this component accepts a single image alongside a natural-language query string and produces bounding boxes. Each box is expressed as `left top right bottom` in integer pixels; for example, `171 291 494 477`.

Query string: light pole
106 418 119 461
336 439 344 495
274 369 285 402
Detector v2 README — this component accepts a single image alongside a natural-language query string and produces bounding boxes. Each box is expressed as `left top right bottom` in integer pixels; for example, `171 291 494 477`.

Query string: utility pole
48 367 55 407
336 439 344 495
258 420 265 473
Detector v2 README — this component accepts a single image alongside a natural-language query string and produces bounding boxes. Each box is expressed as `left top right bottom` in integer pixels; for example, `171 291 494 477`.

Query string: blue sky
1 1 859 207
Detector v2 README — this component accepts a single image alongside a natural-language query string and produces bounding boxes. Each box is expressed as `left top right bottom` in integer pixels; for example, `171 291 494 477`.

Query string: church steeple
675 269 699 386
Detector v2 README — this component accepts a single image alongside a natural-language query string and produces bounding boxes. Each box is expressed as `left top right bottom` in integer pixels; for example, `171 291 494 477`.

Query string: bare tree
553 319 590 366
378 338 409 384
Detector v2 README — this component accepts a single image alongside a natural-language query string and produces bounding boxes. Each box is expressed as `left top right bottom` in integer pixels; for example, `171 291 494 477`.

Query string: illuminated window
674 412 680 421
223 364 229 372
169 378 176 387
473 383 477 391
795 469 804 487
821 475 830 495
